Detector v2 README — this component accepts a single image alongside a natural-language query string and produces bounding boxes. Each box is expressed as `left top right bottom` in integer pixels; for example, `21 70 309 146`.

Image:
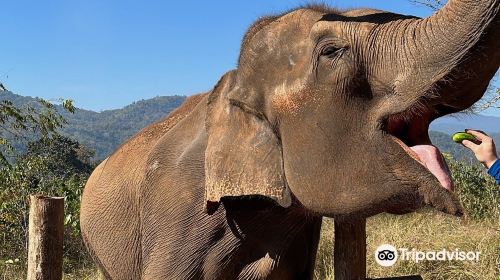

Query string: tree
474 87 500 112
24 135 94 178
0 135 95 273
0 84 92 272
410 0 444 10
0 95 75 165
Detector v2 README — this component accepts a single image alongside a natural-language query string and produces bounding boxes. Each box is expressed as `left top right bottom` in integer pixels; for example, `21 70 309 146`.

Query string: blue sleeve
487 159 500 185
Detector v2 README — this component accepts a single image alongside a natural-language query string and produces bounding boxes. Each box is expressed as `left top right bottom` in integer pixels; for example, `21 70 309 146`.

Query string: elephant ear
204 71 291 213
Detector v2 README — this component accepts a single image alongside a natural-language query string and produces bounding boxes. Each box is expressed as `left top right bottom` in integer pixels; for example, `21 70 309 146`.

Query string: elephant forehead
310 19 375 41
270 9 323 32
247 10 320 53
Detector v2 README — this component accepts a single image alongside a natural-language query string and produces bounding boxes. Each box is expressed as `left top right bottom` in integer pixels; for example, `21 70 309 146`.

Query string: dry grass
0 265 101 280
315 209 500 280
2 211 498 280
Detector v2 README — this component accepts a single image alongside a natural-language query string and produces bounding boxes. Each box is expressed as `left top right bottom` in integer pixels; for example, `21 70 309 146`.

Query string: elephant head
204 1 500 218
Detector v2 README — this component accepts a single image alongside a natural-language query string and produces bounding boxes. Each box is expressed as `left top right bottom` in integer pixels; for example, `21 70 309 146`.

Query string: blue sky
0 0 498 116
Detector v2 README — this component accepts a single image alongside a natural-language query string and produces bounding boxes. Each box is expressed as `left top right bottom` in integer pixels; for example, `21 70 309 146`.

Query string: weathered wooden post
334 218 367 280
334 218 423 280
27 195 64 280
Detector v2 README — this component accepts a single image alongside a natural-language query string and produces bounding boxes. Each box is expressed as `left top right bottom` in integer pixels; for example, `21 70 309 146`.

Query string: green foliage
446 155 499 220
0 94 75 166
0 93 90 276
0 135 94 273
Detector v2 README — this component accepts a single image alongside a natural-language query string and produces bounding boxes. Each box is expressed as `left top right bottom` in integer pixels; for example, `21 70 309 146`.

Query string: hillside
0 90 186 160
430 114 500 134
59 96 186 160
1 90 498 162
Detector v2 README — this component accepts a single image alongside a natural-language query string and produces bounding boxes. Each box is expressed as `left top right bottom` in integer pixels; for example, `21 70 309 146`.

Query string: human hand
461 129 498 169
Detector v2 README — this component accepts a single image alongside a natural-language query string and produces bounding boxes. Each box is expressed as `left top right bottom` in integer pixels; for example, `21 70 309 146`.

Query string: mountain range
1 90 498 162
1 90 185 160
430 114 500 135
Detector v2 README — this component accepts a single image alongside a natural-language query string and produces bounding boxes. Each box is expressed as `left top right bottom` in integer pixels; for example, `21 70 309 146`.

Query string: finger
465 129 488 141
461 139 478 151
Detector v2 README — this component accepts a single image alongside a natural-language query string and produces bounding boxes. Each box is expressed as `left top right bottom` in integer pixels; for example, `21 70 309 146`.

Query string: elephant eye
321 46 342 57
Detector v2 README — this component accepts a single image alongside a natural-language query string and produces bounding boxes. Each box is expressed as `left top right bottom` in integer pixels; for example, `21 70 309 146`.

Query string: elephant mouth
381 104 454 191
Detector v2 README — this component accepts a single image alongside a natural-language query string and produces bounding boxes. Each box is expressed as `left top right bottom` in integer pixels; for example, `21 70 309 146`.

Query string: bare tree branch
473 88 500 112
409 0 445 11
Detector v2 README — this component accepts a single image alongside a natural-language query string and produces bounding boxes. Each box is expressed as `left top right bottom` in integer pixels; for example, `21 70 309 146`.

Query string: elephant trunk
390 0 500 112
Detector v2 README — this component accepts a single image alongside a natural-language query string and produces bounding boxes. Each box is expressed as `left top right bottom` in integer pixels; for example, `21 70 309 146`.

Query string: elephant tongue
410 145 453 191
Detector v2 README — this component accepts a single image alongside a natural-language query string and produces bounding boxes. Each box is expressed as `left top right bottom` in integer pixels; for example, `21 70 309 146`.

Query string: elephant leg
81 230 113 279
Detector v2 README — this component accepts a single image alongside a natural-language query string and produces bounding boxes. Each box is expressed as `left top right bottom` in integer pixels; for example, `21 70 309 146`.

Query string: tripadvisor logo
374 244 480 267
375 244 398 267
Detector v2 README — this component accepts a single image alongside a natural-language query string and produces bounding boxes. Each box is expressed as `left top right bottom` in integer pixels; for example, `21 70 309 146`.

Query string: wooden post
27 195 64 280
334 218 422 280
334 218 367 280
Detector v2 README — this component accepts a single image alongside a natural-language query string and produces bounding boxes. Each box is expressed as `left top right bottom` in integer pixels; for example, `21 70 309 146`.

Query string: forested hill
60 95 186 160
1 90 498 162
0 90 186 160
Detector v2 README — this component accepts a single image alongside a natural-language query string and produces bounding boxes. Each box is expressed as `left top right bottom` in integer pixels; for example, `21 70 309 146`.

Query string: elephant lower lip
390 135 454 191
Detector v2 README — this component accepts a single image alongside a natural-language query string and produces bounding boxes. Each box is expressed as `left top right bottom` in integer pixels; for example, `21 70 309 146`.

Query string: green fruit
452 132 477 143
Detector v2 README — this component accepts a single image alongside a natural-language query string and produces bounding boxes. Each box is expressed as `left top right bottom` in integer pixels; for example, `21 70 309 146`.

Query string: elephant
80 1 500 279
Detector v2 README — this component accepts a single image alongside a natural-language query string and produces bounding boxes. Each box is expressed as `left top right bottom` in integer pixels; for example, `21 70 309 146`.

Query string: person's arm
486 159 500 184
461 129 500 184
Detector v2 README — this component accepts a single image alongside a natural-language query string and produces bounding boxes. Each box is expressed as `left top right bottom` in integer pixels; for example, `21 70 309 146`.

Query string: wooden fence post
27 195 64 280
333 218 422 280
334 218 367 280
